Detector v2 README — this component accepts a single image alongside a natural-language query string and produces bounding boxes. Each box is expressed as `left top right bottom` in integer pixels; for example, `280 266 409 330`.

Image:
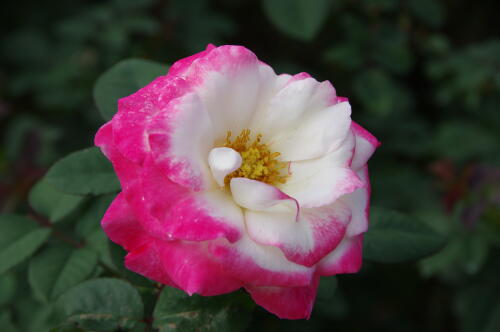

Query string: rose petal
341 166 371 237
126 240 242 296
269 101 352 161
163 190 244 243
230 177 298 214
245 275 320 319
316 235 364 276
209 236 314 287
184 45 262 135
278 131 363 208
245 201 351 267
350 121 380 171
147 93 214 191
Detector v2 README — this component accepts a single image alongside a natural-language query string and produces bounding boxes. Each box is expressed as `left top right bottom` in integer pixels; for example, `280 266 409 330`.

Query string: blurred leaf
408 0 444 28
371 25 414 74
364 208 448 263
93 58 168 120
456 283 500 332
46 147 120 195
153 288 254 332
262 0 332 41
75 194 116 238
353 69 412 116
0 273 17 306
28 246 98 303
323 43 364 70
29 177 86 223
0 214 51 275
55 278 143 331
0 311 19 332
433 122 498 162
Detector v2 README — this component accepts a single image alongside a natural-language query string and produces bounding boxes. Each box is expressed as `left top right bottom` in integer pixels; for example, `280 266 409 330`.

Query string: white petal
278 131 362 208
208 147 242 187
230 177 298 214
269 102 352 161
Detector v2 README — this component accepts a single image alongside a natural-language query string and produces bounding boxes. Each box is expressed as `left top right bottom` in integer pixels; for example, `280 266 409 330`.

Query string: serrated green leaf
153 288 254 332
0 214 51 275
28 246 98 302
75 194 115 238
93 58 168 120
363 208 447 263
29 177 86 223
55 278 143 331
46 147 120 195
262 0 332 41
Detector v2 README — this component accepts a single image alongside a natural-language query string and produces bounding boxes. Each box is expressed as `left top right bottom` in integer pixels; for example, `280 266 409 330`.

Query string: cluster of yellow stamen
223 129 288 186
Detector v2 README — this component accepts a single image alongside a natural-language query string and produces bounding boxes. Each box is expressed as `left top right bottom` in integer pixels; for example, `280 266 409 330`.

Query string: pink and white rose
95 44 379 319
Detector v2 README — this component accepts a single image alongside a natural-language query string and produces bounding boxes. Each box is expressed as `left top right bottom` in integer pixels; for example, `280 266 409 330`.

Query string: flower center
222 129 288 186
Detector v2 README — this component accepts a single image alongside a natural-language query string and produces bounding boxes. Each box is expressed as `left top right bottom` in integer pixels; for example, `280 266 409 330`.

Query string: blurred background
1 0 500 331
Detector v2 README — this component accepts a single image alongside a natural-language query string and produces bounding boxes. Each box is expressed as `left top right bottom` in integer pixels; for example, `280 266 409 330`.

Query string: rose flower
95 44 379 319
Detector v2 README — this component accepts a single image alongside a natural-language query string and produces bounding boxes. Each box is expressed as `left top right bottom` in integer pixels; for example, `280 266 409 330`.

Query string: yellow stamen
222 129 288 186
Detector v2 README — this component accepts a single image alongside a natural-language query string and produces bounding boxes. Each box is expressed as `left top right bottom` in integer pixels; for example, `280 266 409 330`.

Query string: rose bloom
96 45 379 319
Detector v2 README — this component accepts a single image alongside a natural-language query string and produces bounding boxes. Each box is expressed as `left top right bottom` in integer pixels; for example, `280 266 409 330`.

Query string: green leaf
46 147 120 195
55 278 144 331
0 214 51 275
153 288 254 332
93 58 168 120
29 177 86 223
408 0 444 28
262 0 332 41
75 194 116 238
28 246 98 302
0 311 19 332
0 273 17 306
363 208 447 263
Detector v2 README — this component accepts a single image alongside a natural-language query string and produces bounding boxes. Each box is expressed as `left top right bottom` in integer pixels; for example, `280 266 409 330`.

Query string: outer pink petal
350 121 380 171
245 201 351 267
316 235 364 276
113 76 190 164
101 193 177 287
127 240 242 296
209 236 314 287
95 123 142 196
147 93 214 191
117 155 242 244
162 190 244 243
245 275 320 319
182 45 262 135
168 44 216 77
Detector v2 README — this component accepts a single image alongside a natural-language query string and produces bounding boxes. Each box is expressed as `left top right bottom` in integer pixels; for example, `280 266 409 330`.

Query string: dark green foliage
46 148 120 195
153 288 254 332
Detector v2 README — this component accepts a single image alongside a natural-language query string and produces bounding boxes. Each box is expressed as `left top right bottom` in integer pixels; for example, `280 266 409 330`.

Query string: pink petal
350 121 380 171
168 44 216 77
162 190 244 243
147 93 214 191
245 275 320 319
245 201 351 267
127 240 242 296
101 193 177 288
182 45 262 136
113 76 190 164
316 235 364 276
209 236 314 287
